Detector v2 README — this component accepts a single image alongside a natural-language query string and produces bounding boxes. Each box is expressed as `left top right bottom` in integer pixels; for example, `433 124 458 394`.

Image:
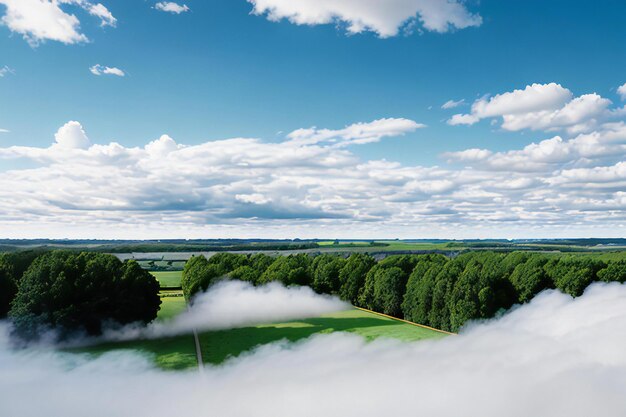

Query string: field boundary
354 307 456 336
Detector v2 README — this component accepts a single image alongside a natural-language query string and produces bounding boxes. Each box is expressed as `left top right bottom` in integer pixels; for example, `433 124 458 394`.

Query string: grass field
158 291 187 320
77 305 446 370
197 309 446 365
150 270 183 288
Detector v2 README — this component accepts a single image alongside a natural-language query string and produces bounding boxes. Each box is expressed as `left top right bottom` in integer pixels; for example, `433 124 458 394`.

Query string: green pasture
150 270 183 288
197 308 446 365
76 304 446 370
158 291 186 320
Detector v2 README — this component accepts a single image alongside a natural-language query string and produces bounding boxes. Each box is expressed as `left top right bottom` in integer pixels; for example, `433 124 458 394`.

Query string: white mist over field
105 280 349 340
2 282 626 417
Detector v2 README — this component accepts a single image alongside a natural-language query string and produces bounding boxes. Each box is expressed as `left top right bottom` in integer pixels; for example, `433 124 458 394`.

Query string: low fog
106 280 349 340
2 282 626 417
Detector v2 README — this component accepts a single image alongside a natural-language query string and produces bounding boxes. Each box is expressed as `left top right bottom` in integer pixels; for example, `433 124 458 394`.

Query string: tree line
182 251 626 332
1 251 160 340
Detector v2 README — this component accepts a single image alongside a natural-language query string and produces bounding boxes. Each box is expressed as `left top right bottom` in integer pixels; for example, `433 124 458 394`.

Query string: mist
105 280 349 340
2 282 626 417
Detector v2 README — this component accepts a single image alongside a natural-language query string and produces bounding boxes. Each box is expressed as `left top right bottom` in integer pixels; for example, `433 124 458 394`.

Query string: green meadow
150 270 183 288
77 300 447 370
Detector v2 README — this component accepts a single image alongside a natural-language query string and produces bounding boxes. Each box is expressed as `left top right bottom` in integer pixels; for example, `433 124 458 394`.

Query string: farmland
78 305 447 370
150 270 183 288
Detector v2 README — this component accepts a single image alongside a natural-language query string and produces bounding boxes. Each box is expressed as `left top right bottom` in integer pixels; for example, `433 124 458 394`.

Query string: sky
0 0 625 239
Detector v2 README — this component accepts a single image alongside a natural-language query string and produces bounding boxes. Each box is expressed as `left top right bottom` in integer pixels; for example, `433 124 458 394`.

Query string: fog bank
2 282 626 417
105 280 349 340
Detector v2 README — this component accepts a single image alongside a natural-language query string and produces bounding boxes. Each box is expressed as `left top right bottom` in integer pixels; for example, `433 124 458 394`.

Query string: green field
158 291 187 320
150 270 183 288
77 305 447 370
197 309 446 365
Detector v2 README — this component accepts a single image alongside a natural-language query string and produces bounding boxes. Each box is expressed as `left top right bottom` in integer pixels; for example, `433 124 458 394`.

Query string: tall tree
10 251 160 340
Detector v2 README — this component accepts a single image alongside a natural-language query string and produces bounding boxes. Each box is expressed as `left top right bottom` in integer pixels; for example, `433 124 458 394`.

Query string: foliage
338 253 376 304
310 254 346 294
258 254 312 286
9 251 160 339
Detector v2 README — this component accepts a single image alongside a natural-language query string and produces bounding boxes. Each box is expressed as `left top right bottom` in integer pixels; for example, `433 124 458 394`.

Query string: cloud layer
2 282 626 417
248 0 482 38
0 99 624 238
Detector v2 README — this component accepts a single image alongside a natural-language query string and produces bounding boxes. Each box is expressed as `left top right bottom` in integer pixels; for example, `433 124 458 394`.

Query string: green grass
158 291 186 320
78 334 198 371
150 270 182 288
75 307 446 371
197 309 446 365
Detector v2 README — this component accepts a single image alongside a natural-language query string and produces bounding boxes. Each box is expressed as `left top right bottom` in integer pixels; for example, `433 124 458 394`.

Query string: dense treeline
182 251 626 332
3 251 161 340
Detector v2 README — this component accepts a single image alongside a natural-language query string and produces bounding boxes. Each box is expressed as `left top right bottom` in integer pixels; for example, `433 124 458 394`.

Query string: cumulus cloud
53 120 90 149
2 282 626 417
154 1 190 14
107 281 348 340
618 82 626 101
0 0 116 46
0 110 624 239
89 64 125 77
248 0 482 38
447 82 626 134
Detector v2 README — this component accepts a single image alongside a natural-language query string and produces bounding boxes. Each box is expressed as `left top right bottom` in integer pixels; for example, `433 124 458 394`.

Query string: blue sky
0 0 625 238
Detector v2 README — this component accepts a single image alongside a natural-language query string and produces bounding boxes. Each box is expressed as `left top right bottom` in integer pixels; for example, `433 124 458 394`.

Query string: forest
1 250 625 336
182 251 626 332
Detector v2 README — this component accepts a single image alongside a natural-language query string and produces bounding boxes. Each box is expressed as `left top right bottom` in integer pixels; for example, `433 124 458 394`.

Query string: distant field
77 307 446 370
150 271 182 288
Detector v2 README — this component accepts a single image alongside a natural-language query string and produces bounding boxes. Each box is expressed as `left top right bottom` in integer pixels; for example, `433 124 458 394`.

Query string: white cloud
441 99 464 109
0 129 9 133
53 120 90 149
0 65 14 77
89 64 125 77
618 82 626 101
0 113 624 239
286 118 425 147
448 83 623 134
2 282 626 416
0 0 115 46
154 2 190 14
248 0 482 38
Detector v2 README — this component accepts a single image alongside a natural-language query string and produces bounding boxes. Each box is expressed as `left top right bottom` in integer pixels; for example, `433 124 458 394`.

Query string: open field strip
150 270 183 288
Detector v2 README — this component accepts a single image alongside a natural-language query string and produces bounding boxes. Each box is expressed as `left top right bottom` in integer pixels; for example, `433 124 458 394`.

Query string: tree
448 259 482 331
546 257 604 297
0 257 17 318
208 253 249 273
401 255 448 324
258 254 312 286
373 267 407 317
181 255 224 299
310 255 346 294
428 260 464 331
598 260 626 283
509 254 551 303
338 253 376 304
0 251 44 318
9 251 160 340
